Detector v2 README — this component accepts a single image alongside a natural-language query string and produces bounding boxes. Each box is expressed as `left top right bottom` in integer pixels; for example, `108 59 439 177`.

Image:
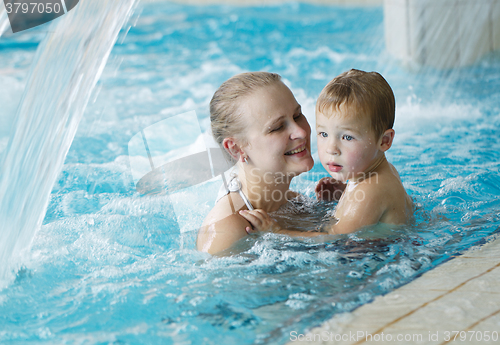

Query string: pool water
1 2 500 344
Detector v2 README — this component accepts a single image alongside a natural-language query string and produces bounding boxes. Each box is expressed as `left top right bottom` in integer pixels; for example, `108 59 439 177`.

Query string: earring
244 156 249 165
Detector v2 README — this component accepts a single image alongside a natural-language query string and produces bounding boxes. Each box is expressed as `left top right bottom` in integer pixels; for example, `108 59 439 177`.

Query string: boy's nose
326 141 340 155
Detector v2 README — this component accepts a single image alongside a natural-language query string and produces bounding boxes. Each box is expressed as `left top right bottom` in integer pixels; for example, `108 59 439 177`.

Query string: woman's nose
289 120 309 140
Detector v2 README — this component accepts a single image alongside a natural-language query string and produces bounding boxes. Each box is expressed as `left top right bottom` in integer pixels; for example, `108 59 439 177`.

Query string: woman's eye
342 134 353 141
271 125 283 132
294 113 304 120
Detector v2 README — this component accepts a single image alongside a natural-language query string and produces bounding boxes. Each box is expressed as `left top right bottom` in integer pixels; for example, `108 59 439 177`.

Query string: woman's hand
315 177 346 201
238 209 281 234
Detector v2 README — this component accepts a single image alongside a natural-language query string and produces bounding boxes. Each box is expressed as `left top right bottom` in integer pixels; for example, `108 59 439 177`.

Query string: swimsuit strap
226 176 254 211
223 175 254 211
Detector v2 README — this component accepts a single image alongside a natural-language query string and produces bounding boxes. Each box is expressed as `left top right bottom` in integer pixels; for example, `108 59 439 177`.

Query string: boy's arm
326 183 386 234
238 210 327 237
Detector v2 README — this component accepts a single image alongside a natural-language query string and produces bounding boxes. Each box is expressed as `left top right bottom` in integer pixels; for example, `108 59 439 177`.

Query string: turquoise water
1 2 500 344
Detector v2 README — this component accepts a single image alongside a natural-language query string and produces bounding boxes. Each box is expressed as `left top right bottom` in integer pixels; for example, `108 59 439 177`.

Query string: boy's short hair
316 69 395 138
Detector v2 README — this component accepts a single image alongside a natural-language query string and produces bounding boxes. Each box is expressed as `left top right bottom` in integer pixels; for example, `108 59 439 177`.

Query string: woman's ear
223 137 244 161
379 129 395 152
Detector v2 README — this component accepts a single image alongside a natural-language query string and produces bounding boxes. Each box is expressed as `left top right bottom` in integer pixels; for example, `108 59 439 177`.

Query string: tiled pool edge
287 233 500 345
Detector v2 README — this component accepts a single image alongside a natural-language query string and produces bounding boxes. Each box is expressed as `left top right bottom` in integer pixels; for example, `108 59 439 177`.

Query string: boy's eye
342 134 354 141
318 132 328 138
270 125 283 132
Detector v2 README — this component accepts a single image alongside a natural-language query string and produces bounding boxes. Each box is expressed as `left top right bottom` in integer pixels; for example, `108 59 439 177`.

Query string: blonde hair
210 71 282 162
316 69 395 138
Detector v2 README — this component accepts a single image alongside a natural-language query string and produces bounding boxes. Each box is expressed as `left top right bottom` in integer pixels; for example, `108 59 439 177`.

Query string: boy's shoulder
363 160 403 186
357 161 412 222
330 177 392 234
340 162 407 209
329 160 413 233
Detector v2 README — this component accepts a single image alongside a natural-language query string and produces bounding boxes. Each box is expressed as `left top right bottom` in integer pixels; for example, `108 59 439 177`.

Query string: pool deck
287 234 500 345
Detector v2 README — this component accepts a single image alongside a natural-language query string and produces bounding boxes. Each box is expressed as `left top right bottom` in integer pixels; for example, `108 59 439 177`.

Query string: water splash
0 0 137 287
0 6 9 37
384 1 500 69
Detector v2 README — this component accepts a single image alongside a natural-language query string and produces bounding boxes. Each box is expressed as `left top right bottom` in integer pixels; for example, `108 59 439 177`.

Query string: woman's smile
285 143 307 156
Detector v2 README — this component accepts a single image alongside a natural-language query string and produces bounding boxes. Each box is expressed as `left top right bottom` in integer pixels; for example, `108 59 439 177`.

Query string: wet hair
210 71 282 162
316 69 395 138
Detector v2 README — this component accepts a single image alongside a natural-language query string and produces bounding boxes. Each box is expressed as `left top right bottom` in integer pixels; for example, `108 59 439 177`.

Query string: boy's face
316 103 383 182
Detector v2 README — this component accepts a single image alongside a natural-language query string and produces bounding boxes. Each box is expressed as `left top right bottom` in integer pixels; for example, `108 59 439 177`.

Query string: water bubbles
347 270 363 278
285 299 308 310
441 196 467 206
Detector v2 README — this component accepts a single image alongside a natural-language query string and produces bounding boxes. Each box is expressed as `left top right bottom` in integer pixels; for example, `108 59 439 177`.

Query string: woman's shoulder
204 192 248 225
198 192 251 254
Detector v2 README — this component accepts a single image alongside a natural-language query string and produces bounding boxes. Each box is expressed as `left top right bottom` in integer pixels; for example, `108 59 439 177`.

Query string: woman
197 72 315 254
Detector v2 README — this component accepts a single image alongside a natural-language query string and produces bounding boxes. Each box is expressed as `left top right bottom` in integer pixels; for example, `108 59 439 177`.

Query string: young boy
239 69 413 235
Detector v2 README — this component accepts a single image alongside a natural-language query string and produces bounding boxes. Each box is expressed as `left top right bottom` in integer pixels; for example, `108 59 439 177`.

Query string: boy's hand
315 177 346 201
238 209 281 234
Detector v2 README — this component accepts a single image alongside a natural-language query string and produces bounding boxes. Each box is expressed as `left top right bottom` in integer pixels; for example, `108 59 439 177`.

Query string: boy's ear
223 137 244 161
379 129 395 152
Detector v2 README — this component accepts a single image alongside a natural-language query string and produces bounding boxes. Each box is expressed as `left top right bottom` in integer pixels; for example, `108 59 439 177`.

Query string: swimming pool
1 1 500 344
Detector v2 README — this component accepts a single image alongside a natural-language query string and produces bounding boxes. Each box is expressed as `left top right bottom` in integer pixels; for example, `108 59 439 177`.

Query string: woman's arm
238 209 328 238
197 213 251 253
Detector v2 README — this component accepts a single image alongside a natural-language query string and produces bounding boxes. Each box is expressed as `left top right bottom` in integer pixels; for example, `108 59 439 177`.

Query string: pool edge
286 233 500 344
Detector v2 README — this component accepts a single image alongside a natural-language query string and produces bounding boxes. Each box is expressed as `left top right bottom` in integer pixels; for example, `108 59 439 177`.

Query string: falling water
0 6 9 37
0 0 137 286
384 0 500 69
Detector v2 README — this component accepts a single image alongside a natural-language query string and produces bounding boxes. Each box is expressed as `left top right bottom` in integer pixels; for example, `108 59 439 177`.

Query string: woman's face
238 82 313 180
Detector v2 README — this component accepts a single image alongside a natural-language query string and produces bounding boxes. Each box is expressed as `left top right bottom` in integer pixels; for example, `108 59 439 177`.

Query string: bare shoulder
374 163 413 224
197 192 250 254
331 164 412 234
337 177 387 215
